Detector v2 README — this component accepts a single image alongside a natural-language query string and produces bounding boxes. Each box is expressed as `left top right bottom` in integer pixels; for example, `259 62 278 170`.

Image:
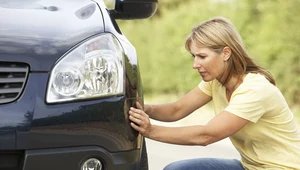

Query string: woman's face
190 42 228 82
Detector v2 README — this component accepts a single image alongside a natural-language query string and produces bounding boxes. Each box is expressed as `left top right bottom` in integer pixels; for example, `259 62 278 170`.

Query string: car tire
140 138 149 170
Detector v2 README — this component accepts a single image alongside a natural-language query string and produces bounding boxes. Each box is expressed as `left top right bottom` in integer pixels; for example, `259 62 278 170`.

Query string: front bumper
0 73 139 152
1 146 142 170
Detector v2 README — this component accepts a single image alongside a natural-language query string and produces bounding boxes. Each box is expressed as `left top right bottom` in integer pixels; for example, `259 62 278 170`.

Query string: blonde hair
185 17 275 86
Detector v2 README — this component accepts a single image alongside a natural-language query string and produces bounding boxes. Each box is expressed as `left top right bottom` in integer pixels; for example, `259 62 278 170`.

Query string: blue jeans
163 158 245 170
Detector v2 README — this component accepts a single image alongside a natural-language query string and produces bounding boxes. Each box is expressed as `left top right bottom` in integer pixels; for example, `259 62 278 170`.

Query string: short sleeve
198 80 212 97
224 88 266 123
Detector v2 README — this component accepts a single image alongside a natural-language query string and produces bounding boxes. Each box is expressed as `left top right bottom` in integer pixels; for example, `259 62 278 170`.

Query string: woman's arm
129 104 249 146
144 87 212 122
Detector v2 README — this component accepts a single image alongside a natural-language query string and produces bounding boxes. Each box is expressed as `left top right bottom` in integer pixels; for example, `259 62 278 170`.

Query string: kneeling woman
129 17 300 170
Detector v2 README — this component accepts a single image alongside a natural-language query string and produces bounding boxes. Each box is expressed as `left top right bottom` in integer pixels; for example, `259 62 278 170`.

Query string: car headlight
46 33 124 103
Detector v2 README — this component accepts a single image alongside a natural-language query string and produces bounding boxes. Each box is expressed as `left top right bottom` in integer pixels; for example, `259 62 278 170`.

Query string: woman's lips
199 72 207 77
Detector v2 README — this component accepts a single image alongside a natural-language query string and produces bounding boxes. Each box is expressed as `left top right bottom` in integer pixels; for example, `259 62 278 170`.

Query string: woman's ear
222 46 231 61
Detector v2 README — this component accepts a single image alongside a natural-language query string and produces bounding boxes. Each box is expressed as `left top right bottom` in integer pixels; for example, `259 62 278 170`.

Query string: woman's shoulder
243 73 274 89
235 73 278 98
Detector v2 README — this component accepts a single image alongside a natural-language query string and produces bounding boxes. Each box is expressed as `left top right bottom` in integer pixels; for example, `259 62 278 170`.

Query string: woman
129 17 300 170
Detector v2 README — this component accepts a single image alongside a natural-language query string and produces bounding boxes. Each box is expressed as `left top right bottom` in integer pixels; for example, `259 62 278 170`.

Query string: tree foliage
117 0 300 107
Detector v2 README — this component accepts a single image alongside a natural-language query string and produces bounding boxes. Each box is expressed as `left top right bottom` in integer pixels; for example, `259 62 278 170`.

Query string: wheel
139 138 149 170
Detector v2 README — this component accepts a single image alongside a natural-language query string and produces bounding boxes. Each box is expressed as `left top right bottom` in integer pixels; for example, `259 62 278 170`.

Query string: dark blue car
0 0 157 169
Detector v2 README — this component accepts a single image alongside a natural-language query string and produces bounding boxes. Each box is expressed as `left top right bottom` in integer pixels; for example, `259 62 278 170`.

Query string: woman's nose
192 57 201 69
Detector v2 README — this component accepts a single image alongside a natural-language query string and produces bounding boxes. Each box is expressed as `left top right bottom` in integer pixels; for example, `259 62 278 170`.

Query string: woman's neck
220 76 243 102
224 74 245 94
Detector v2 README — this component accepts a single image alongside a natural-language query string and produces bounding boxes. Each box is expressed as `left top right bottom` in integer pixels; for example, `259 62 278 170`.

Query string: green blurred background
108 0 300 119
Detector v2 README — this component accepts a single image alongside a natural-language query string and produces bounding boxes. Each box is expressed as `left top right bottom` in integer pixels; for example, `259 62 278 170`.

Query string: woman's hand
129 102 153 137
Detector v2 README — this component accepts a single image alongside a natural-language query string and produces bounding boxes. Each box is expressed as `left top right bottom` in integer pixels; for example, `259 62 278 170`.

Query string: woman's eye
191 54 206 59
197 55 206 59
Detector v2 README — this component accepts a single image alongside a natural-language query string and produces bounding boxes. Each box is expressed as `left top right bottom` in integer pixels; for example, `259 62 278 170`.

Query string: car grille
0 62 29 104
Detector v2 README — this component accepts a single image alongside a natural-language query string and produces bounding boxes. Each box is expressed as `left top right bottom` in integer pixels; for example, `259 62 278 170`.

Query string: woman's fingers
129 106 151 136
130 107 142 114
130 122 143 132
129 114 144 126
131 106 149 118
129 108 144 119
136 101 143 110
129 109 142 119
129 109 143 125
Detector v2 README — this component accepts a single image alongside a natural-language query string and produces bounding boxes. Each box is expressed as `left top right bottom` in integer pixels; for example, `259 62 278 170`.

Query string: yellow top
199 73 300 170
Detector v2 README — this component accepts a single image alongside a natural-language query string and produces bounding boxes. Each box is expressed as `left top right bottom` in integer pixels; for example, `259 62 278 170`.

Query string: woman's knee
163 161 186 170
163 159 201 170
163 158 244 170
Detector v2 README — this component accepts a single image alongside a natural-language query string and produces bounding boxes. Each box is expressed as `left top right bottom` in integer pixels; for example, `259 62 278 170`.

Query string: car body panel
0 0 104 71
0 0 150 169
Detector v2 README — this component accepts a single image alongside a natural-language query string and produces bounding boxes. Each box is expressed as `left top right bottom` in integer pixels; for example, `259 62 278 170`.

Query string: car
0 0 157 169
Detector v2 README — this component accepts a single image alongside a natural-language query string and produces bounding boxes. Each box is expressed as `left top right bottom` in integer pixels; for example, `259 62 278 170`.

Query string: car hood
0 0 104 71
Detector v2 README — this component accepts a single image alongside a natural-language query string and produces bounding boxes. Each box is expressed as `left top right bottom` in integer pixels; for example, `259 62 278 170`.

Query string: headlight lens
47 34 124 103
